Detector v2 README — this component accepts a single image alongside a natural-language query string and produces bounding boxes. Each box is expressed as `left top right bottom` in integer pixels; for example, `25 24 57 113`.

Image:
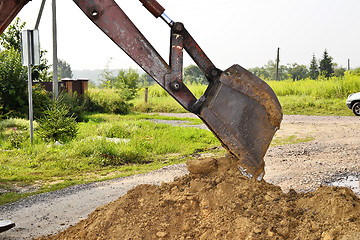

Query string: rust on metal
73 0 197 110
182 27 218 82
138 0 165 18
169 29 184 92
0 0 30 35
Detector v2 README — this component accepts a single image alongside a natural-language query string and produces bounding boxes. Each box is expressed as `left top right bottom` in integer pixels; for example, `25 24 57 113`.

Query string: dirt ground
264 115 360 195
1 114 360 239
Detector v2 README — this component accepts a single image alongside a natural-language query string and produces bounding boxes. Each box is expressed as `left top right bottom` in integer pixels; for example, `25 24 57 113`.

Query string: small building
61 78 89 96
33 78 89 96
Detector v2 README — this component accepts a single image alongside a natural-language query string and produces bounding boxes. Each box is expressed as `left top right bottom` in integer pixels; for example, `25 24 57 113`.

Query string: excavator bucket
198 64 282 180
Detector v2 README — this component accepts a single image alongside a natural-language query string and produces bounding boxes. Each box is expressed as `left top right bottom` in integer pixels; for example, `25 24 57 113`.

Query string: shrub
0 118 32 149
60 92 86 122
0 118 32 131
6 130 29 148
99 68 139 101
36 99 78 142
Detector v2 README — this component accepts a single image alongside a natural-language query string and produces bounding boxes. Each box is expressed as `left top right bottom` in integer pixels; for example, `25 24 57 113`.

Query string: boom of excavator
0 0 282 179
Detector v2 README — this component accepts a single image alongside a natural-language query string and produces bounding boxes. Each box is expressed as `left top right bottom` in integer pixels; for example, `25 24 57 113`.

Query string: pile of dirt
37 157 360 240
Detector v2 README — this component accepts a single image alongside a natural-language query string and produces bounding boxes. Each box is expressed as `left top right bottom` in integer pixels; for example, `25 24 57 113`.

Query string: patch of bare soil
37 157 360 240
264 115 360 195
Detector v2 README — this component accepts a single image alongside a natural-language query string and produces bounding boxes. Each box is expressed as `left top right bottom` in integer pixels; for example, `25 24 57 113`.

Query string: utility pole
52 0 58 101
275 47 280 81
348 59 350 71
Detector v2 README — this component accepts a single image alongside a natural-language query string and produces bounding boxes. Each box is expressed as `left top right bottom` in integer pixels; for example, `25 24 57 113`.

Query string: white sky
15 0 360 71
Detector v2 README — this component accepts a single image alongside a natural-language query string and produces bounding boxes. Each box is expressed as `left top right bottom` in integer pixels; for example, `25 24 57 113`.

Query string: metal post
28 65 33 144
348 59 350 71
52 0 58 101
27 32 34 144
35 0 47 29
145 87 148 103
22 30 40 145
275 47 280 81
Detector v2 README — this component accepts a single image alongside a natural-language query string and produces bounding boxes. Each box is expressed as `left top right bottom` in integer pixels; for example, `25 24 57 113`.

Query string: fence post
145 87 148 103
275 47 280 81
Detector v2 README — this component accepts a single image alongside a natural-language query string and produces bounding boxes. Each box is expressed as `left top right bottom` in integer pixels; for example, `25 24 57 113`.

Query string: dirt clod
37 157 360 240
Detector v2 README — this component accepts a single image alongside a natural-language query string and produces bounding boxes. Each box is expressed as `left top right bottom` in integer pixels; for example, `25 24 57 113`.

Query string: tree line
156 49 356 85
249 49 351 81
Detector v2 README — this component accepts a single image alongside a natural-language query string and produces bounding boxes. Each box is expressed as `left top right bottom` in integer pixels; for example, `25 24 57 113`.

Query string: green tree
264 60 288 80
319 49 334 78
99 68 116 88
0 48 27 117
99 68 139 101
333 65 346 78
250 61 288 80
58 59 73 79
139 73 155 87
250 66 270 79
0 17 51 81
287 63 308 81
308 54 319 80
183 65 207 84
0 18 25 51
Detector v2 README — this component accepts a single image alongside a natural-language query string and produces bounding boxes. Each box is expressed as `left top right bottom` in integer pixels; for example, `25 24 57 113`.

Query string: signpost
21 29 40 144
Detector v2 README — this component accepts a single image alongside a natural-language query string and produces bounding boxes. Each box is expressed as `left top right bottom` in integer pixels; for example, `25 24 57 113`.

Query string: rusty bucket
198 64 283 180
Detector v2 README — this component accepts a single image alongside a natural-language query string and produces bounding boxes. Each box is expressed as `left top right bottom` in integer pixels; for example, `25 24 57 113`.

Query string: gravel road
1 114 360 239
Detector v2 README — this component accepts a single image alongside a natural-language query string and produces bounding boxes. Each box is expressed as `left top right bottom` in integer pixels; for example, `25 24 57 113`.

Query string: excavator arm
0 0 30 34
0 0 282 179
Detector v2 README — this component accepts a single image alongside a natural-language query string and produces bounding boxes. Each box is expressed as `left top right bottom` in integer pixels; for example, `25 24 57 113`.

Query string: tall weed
268 71 360 99
86 88 132 114
133 84 207 113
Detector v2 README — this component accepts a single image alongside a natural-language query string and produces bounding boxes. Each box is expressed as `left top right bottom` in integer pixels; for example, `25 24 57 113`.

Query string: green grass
132 84 207 113
266 71 360 116
271 135 315 146
0 113 219 205
0 112 318 205
278 95 352 116
268 72 360 99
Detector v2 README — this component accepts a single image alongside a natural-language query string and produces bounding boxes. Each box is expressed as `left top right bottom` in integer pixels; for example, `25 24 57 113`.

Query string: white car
0 220 15 233
346 92 360 116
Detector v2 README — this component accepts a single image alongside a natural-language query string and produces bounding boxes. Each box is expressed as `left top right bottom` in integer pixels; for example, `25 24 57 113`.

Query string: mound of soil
37 157 360 240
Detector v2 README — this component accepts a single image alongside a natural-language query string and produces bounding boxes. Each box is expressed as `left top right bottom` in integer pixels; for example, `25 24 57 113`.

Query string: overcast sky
16 0 360 71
